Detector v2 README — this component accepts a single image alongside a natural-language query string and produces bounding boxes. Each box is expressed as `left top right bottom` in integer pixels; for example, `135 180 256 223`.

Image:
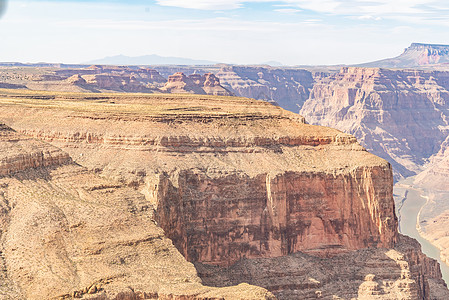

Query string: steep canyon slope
300 67 449 181
0 65 314 113
0 89 446 299
0 122 274 299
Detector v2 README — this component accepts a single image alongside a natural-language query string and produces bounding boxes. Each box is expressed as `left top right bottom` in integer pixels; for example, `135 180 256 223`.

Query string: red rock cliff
0 90 447 299
153 166 396 266
0 91 397 268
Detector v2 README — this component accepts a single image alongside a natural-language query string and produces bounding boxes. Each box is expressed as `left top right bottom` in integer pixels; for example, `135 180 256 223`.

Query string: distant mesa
358 43 449 68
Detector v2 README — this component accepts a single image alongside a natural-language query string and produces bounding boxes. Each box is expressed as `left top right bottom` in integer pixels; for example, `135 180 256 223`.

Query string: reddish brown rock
0 90 446 299
0 122 275 300
162 72 232 96
155 167 396 266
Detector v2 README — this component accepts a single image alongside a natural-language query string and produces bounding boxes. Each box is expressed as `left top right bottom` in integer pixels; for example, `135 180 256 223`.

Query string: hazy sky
1 0 449 65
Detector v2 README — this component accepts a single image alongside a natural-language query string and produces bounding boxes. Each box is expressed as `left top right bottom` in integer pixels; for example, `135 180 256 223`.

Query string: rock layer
0 123 274 300
196 235 449 299
0 89 446 298
300 67 449 181
161 72 232 96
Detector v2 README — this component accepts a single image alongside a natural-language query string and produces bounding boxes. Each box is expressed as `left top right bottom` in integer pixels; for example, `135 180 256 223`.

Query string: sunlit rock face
301 67 449 181
0 90 446 299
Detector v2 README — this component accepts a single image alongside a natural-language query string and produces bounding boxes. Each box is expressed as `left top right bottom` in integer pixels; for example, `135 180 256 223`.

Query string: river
395 178 449 284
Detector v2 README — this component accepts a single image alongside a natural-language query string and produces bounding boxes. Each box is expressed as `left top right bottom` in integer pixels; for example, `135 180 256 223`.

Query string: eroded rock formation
300 67 449 181
197 235 449 299
0 122 274 300
216 66 314 112
161 72 232 96
0 89 446 299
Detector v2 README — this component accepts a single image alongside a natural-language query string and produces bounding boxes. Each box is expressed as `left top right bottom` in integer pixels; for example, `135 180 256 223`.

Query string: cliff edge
0 89 446 299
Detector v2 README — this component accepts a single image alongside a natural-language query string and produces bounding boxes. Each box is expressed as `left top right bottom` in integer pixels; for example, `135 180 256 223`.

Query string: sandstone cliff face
161 72 232 96
300 67 449 181
154 166 396 266
0 89 446 299
0 123 274 300
216 66 314 112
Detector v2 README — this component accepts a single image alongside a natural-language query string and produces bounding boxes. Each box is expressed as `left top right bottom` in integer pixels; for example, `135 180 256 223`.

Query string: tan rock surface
0 89 446 299
0 123 275 299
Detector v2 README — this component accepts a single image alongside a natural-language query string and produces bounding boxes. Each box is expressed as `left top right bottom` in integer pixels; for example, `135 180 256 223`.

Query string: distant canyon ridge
2 43 449 182
2 42 449 299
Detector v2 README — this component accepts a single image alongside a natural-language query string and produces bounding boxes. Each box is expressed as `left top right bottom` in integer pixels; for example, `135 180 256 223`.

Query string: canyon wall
300 67 449 181
0 122 274 299
215 66 314 112
0 89 446 299
154 166 396 266
161 72 232 96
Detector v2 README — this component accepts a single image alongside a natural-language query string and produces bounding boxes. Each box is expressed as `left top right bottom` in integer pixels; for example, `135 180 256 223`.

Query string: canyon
3 43 449 299
0 89 446 299
0 120 275 300
300 67 449 181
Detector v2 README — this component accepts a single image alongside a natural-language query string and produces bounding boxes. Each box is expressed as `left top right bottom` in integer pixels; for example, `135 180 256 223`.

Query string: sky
0 0 449 65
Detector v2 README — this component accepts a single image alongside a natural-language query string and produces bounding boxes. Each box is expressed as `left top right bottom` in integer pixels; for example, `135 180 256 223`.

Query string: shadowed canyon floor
0 89 447 299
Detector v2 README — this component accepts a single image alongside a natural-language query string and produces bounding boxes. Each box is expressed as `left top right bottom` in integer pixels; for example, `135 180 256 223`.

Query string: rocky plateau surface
0 66 231 96
0 89 446 299
0 121 275 299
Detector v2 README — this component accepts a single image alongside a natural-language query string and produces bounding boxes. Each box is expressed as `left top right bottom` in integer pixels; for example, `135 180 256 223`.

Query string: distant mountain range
357 43 449 68
86 54 219 66
86 55 284 67
2 43 448 69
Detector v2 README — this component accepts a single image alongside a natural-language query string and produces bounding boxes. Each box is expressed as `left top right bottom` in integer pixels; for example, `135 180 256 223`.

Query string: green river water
395 180 449 284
